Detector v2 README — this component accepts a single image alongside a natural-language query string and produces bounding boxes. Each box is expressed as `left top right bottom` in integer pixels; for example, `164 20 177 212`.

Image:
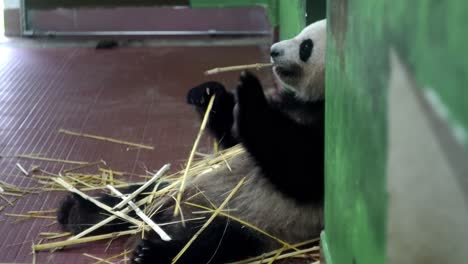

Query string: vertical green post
323 0 389 263
277 0 306 39
277 0 326 40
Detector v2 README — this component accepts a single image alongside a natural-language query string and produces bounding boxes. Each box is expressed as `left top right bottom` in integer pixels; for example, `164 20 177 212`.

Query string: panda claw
131 239 155 264
240 70 248 78
239 70 257 84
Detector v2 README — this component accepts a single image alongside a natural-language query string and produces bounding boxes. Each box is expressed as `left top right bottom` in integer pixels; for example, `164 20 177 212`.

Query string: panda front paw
234 71 269 141
132 240 153 264
132 239 178 264
236 71 268 110
186 81 226 108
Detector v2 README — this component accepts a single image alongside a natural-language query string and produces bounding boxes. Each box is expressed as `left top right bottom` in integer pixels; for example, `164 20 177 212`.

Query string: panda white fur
57 19 326 264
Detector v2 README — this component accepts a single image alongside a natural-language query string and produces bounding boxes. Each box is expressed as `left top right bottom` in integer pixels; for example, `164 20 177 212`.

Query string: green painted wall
324 0 468 264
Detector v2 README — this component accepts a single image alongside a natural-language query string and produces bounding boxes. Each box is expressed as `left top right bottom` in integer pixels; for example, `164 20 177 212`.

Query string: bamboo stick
14 155 89 165
239 247 319 264
33 229 139 251
28 209 57 214
107 185 171 241
83 253 114 264
267 247 285 264
52 178 144 227
205 63 273 75
94 250 131 264
2 192 23 196
69 181 180 241
16 163 29 176
232 239 319 264
0 194 14 206
67 196 150 241
63 160 106 173
0 180 22 191
113 164 170 209
59 129 154 150
32 243 36 264
5 213 56 219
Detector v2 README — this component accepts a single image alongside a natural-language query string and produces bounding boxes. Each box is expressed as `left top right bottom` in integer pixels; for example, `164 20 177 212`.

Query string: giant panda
57 19 326 264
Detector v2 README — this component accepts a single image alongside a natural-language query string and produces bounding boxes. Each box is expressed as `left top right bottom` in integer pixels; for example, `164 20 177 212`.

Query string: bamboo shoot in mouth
204 63 273 75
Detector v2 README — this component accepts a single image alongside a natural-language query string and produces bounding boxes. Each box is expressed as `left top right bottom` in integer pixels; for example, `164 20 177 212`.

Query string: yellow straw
174 95 215 217
59 129 154 150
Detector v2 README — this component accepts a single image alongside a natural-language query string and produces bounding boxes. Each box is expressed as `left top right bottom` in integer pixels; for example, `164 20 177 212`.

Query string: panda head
270 19 326 101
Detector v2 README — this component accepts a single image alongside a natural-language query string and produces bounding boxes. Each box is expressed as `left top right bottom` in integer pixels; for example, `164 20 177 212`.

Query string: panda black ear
299 39 314 62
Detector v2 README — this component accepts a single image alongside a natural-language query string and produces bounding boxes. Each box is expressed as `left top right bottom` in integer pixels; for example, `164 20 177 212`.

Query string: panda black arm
187 81 239 148
235 72 324 203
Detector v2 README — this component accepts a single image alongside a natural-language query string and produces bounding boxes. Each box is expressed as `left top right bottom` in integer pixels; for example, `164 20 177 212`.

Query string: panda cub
57 19 326 264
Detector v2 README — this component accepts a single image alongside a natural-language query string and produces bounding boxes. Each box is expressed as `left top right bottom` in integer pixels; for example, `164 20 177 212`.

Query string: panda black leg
131 216 265 264
186 81 239 148
57 193 131 235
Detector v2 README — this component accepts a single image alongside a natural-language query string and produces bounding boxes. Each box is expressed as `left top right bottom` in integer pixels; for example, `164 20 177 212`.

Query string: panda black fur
57 19 326 263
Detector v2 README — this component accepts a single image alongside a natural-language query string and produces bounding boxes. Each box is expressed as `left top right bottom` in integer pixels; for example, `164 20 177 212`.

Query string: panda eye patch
299 39 314 62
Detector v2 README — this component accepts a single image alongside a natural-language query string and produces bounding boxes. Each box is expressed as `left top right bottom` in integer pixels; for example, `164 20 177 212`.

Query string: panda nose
270 48 282 58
